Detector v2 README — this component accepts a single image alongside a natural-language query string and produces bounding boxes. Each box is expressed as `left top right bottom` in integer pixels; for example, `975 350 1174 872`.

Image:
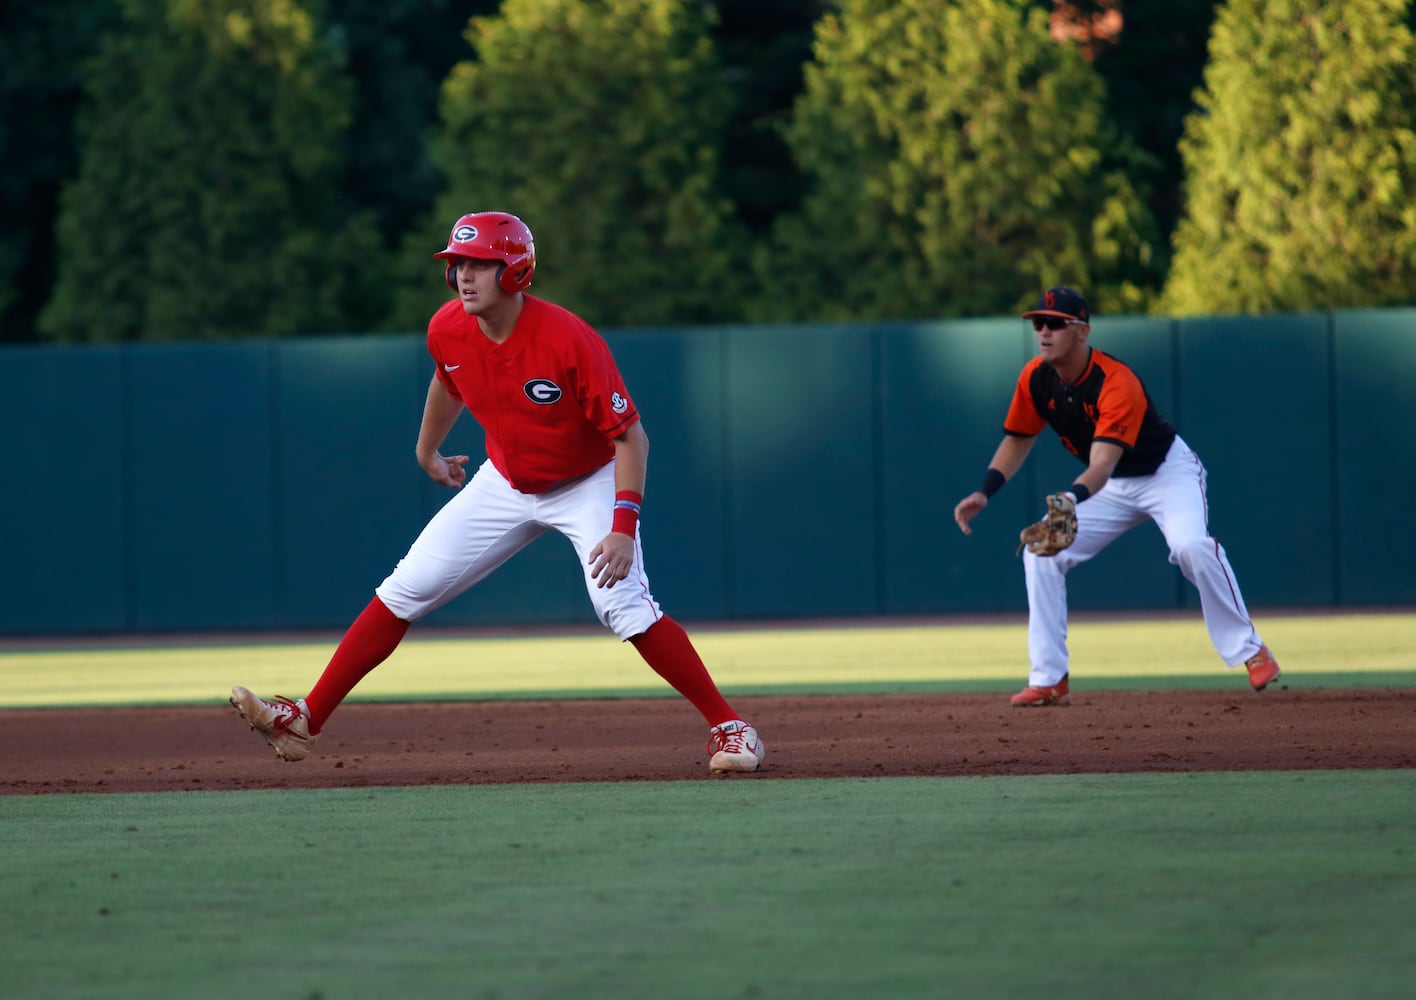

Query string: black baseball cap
1021 286 1090 322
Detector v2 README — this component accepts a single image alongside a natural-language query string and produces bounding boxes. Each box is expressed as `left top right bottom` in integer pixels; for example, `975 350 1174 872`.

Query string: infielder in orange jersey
231 212 764 772
951 286 1281 707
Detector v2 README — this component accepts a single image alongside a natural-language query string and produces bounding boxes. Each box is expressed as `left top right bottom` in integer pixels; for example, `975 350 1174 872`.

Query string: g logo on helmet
524 378 562 404
453 225 477 242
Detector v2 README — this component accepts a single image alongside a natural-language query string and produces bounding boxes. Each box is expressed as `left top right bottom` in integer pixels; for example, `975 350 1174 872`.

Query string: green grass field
1 612 1411 707
2 612 1413 999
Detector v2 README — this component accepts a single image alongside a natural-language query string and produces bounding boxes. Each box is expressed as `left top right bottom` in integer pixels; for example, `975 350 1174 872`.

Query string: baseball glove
1016 492 1078 557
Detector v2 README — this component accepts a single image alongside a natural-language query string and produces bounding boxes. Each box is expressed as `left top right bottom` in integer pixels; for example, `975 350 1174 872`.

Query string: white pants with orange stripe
1022 436 1265 687
375 459 662 640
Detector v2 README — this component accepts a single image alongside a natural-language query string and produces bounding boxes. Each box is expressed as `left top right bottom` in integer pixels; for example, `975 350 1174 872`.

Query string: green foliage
754 0 1162 323
1089 0 1220 243
710 0 831 230
15 1 1415 335
1162 0 1416 316
0 0 120 342
329 0 496 247
387 0 750 331
39 0 386 342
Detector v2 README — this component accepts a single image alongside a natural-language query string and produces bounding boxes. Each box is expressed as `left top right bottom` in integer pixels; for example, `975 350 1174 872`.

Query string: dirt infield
3 684 1412 794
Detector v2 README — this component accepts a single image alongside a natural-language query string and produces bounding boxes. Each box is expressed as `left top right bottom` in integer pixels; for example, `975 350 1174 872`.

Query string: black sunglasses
1031 316 1074 331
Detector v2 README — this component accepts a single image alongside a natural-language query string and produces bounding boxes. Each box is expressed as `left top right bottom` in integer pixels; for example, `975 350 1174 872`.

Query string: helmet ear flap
447 258 532 293
497 252 535 293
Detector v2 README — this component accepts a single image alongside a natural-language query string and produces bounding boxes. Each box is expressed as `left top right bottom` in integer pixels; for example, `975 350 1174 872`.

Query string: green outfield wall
2 308 1412 635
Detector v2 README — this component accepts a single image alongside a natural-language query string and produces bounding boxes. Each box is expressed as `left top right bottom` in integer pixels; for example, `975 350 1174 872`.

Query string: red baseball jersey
426 294 639 493
1004 348 1176 477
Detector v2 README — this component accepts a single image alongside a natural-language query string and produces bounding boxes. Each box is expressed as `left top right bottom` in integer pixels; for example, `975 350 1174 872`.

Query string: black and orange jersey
1003 348 1176 477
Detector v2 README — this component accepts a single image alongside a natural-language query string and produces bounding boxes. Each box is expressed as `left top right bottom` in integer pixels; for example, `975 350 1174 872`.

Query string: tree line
3 0 1414 344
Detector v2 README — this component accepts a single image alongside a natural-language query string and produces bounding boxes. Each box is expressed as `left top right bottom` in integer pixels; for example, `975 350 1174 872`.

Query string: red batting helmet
433 211 536 293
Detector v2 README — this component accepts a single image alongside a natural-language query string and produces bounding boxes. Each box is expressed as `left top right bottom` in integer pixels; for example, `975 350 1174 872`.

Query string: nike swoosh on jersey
444 364 461 371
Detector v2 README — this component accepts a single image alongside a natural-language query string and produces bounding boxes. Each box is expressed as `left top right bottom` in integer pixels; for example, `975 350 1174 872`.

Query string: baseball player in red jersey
952 286 1282 706
231 212 764 772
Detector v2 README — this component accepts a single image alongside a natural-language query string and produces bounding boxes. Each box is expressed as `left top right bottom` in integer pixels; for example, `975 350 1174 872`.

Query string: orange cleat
1009 675 1070 707
1245 645 1282 691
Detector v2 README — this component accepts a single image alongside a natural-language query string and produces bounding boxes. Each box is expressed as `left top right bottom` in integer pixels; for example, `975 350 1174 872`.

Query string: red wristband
612 490 642 536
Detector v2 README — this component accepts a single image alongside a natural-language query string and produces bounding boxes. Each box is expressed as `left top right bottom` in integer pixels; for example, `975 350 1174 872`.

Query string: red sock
630 616 738 727
304 596 409 733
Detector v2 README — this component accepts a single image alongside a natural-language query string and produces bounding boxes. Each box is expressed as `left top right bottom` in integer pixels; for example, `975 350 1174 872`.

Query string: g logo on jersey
453 225 477 242
524 378 562 404
611 391 628 414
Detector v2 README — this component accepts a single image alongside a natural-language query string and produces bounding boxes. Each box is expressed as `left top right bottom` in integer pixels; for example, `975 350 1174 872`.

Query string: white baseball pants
375 459 663 639
1022 436 1264 686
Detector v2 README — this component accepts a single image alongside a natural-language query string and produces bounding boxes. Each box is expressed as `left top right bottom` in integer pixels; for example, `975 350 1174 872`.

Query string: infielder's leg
1024 488 1146 686
377 460 547 620
304 461 545 730
541 463 742 726
1139 439 1264 666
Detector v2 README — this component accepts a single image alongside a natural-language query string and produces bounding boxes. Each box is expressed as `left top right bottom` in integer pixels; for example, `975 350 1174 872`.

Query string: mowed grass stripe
0 612 1411 707
2 771 1414 999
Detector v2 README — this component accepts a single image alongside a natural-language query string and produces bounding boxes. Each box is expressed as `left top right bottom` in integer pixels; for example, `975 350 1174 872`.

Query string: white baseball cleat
229 685 317 761
707 720 765 773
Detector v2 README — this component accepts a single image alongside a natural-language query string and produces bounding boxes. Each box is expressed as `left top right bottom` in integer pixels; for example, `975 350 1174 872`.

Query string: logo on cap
453 225 477 242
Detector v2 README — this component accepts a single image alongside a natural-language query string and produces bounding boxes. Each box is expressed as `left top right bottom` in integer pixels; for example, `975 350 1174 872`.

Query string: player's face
451 257 508 315
1031 316 1088 369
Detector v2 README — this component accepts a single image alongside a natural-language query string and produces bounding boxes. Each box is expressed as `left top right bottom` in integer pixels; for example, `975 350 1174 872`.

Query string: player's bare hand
589 531 635 589
954 492 988 535
420 452 470 488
